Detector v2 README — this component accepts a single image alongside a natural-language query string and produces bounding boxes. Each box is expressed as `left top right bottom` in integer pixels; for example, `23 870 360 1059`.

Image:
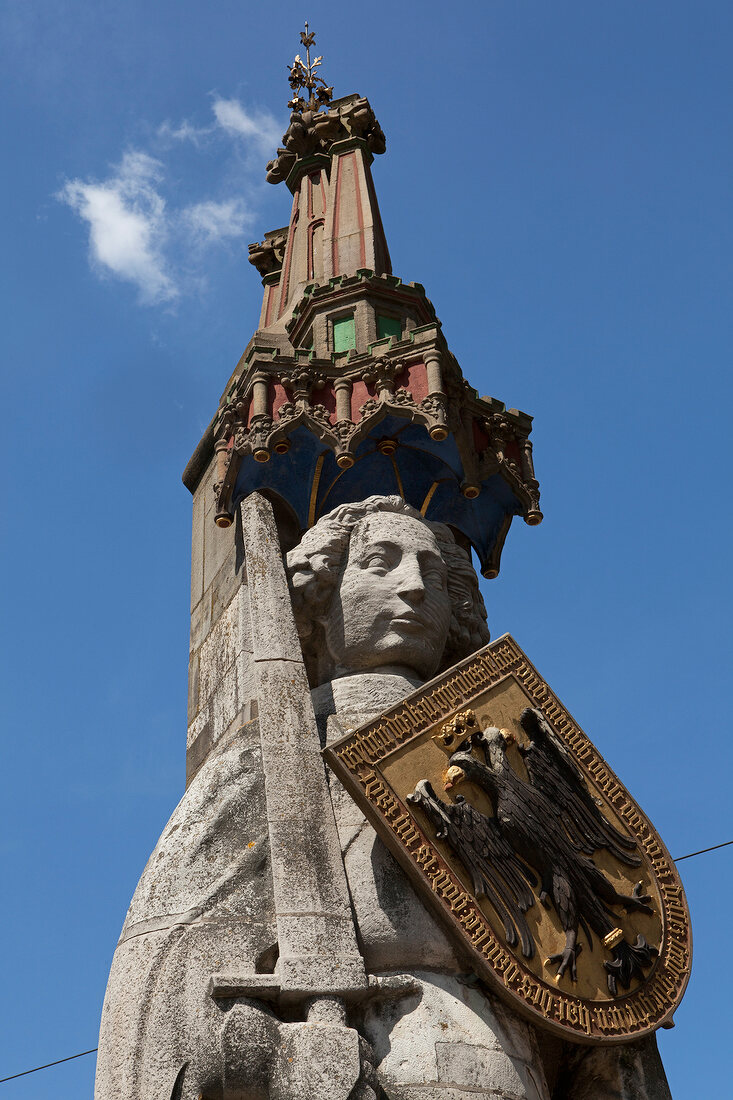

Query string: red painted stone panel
506 440 522 468
350 379 377 421
270 382 290 417
311 384 337 422
264 282 279 328
394 361 428 403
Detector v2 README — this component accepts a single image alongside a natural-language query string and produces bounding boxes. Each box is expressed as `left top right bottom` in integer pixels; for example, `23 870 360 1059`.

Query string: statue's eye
363 552 390 570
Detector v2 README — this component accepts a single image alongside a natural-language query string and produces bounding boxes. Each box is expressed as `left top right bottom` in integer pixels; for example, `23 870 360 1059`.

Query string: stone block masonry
186 453 257 784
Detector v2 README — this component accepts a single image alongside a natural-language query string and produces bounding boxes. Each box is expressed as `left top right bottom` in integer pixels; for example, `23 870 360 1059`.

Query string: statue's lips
390 613 426 631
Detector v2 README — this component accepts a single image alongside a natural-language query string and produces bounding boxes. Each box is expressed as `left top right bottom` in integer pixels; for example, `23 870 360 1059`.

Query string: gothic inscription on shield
324 635 691 1044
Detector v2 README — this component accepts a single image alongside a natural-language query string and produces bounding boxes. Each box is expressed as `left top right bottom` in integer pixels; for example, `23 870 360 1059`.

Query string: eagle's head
475 726 515 770
407 778 438 806
407 779 453 839
444 746 482 791
444 764 466 792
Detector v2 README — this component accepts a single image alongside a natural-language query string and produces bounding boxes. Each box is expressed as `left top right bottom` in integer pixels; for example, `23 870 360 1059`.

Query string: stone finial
265 27 385 188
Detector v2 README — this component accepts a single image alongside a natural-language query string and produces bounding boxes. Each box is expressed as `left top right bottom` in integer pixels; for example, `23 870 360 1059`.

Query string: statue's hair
286 495 490 682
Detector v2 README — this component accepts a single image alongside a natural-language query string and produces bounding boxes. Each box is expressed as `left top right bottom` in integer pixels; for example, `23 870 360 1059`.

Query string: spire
249 27 390 327
188 30 543 580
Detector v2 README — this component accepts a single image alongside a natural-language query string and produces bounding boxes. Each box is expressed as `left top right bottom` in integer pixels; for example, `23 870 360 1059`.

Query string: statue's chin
326 633 444 685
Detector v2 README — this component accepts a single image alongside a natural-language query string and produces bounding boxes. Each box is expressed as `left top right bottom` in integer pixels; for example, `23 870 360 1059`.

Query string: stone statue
287 495 672 1099
95 494 671 1100
286 498 552 1098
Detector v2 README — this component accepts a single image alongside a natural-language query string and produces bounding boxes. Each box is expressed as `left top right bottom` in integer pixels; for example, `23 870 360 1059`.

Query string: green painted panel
377 314 402 340
333 316 356 352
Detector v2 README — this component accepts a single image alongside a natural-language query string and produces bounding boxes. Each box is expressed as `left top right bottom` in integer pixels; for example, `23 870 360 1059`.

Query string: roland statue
287 495 671 1100
95 494 671 1100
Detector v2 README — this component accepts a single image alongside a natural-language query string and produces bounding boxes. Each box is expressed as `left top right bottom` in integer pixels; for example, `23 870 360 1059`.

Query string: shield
324 635 691 1044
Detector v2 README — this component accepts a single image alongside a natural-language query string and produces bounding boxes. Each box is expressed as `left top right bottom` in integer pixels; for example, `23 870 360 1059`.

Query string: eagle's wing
408 781 537 959
519 708 640 865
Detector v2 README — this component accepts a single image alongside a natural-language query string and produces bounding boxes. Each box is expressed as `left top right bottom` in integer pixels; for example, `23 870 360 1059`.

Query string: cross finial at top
287 23 334 112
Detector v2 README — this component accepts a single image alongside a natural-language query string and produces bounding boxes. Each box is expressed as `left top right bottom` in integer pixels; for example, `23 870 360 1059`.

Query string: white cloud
211 98 281 152
58 95 281 309
159 99 281 157
157 118 210 146
59 151 177 304
181 199 251 243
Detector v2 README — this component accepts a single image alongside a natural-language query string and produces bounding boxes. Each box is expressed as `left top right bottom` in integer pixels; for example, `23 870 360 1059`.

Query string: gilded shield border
324 634 691 1044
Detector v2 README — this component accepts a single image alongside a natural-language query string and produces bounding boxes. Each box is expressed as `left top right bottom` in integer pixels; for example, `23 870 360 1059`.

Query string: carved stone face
322 512 452 681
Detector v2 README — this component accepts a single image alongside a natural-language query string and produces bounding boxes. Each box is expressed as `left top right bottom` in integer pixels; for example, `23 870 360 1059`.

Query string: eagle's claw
546 941 582 982
621 881 653 915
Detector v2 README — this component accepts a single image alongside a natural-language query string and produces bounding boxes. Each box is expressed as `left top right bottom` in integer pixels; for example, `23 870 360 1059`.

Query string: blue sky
1 1 731 1095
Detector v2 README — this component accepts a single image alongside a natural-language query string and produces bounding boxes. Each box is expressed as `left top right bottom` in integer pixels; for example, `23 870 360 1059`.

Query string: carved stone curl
248 231 287 277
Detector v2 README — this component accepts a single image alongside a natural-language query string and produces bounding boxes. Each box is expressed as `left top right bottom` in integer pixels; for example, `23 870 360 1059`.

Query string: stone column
334 375 353 421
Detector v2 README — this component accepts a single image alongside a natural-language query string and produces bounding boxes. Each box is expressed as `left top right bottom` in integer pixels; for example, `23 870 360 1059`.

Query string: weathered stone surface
272 1020 362 1098
189 589 212 655
311 670 423 747
362 971 548 1099
95 720 276 1099
203 489 236 594
323 707 460 974
190 478 205 611
187 455 256 782
197 585 248 701
185 653 256 753
187 578 258 781
555 1035 672 1100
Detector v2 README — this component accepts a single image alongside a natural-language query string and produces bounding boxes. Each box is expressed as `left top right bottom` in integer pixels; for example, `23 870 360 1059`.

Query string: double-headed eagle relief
326 636 691 1044
410 707 657 993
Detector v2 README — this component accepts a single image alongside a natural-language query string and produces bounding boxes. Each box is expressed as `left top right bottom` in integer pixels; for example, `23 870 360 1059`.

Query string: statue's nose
395 555 426 599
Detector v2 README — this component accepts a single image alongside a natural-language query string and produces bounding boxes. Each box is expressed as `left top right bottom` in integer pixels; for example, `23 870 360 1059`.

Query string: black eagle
517 707 640 867
407 779 537 958
409 708 658 993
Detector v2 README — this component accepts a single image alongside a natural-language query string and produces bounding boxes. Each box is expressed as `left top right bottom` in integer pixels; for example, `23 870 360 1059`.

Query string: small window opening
377 314 402 341
333 315 356 353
